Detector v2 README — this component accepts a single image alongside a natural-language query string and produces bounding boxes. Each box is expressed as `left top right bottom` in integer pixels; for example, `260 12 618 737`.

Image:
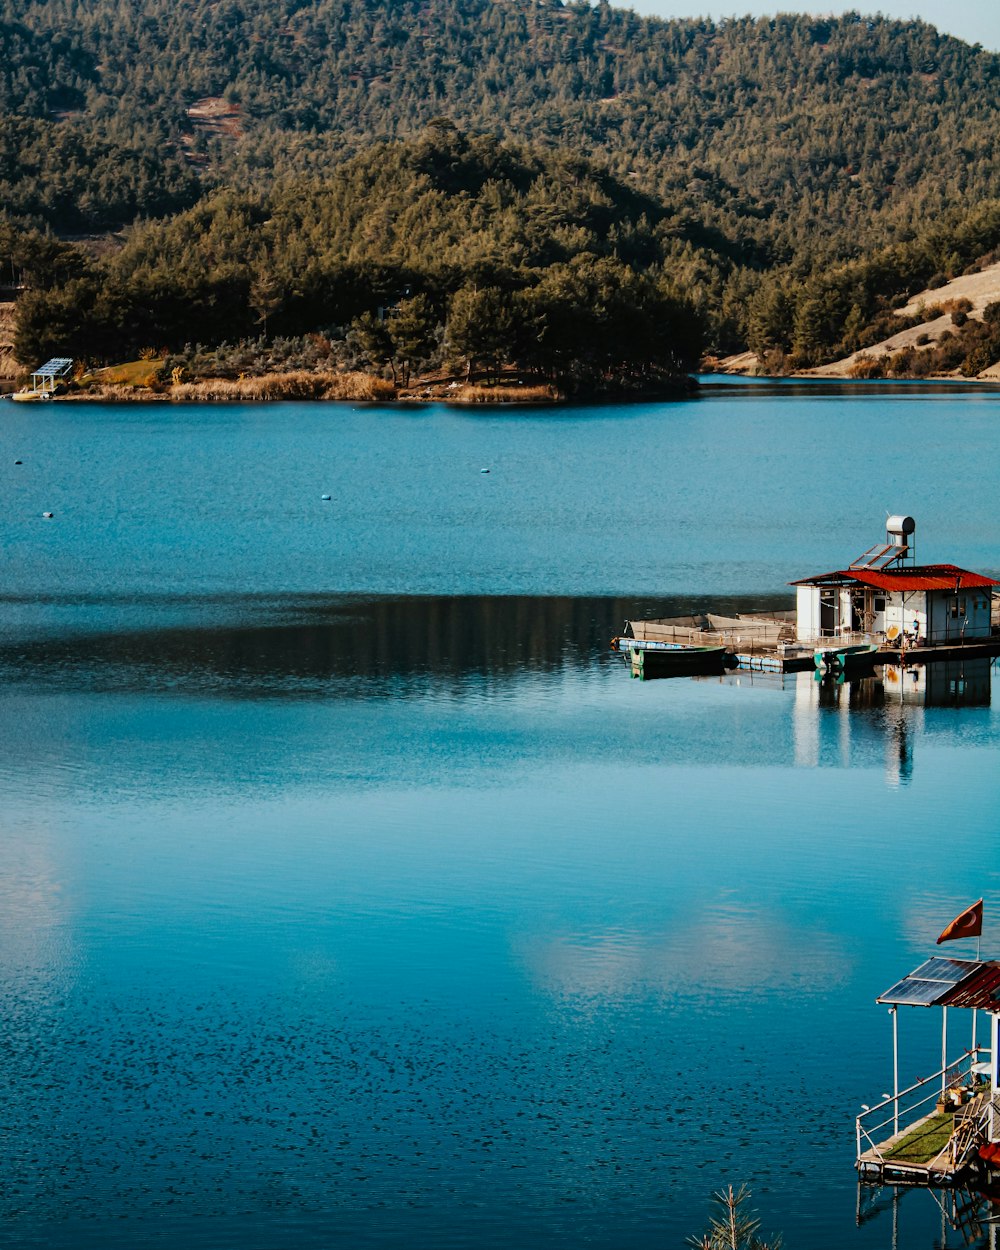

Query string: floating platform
857 1094 989 1187
618 615 1000 675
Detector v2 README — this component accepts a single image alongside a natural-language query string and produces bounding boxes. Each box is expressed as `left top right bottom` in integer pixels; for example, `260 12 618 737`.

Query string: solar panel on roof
908 957 977 983
878 978 955 1006
876 958 983 1006
33 358 73 378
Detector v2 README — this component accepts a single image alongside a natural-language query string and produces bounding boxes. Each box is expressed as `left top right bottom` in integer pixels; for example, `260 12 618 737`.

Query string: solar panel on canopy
32 358 73 378
878 978 955 1006
877 957 981 1006
911 957 977 983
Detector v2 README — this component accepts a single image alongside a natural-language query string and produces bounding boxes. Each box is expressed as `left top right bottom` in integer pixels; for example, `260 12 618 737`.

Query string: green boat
627 643 729 680
813 642 880 673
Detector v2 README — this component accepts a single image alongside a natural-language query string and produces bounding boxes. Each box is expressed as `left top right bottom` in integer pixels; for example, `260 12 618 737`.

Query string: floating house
792 516 997 647
617 513 997 674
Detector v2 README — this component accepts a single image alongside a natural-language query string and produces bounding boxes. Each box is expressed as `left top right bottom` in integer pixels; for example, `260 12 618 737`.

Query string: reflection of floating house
857 951 1000 1188
792 516 997 647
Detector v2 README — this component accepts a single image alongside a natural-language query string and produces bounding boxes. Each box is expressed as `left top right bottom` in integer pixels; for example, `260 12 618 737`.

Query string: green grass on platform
884 1111 954 1164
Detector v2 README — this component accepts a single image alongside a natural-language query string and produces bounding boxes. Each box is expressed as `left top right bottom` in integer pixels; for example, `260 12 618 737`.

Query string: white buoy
42 511 53 519
480 468 490 474
321 494 332 500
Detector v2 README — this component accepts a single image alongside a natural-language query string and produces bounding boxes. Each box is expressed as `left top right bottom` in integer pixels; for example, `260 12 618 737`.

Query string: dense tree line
13 129 704 389
746 200 1000 368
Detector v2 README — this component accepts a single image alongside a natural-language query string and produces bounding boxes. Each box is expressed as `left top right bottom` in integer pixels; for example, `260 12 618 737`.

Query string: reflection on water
0 592 788 696
0 594 998 1250
858 1182 1000 1248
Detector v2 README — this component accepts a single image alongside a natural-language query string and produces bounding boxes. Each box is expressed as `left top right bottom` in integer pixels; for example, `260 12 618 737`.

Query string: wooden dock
620 614 1000 674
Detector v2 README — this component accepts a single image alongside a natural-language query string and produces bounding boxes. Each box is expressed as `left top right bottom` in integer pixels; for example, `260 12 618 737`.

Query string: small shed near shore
791 516 997 645
27 357 73 396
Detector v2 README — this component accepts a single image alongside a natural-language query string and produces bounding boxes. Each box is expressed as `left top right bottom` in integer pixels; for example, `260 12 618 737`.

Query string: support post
892 1006 899 1136
942 1006 948 1095
991 1013 1000 1143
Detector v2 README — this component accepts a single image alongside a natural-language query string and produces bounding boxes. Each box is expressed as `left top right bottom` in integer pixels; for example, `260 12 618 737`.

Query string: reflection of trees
0 595 791 697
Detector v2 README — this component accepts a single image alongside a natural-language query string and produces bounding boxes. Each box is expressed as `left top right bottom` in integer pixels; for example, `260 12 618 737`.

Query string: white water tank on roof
886 515 915 547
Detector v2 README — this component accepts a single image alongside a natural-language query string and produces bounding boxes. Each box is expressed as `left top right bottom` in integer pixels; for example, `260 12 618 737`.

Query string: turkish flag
936 899 984 945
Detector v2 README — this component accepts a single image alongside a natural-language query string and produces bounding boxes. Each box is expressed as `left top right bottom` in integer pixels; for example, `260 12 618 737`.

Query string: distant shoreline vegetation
14 352 698 406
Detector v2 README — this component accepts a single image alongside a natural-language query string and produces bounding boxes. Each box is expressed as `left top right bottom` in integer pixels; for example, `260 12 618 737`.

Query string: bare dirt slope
810 261 1000 377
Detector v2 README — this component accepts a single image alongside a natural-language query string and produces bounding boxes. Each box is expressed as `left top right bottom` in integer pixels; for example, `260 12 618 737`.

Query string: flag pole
975 928 983 1065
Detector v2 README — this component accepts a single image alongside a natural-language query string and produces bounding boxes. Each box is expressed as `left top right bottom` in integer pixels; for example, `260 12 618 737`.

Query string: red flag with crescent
936 899 983 945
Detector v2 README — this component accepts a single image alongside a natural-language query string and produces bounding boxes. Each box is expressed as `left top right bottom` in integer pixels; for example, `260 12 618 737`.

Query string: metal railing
856 1048 988 1169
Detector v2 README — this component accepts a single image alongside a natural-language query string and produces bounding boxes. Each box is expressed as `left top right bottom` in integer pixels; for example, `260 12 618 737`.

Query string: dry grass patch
846 353 885 379
171 371 396 402
64 383 168 402
93 359 164 387
446 383 560 403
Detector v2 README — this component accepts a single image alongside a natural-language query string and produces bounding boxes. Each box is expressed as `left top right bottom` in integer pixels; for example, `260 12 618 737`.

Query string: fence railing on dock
856 1048 992 1181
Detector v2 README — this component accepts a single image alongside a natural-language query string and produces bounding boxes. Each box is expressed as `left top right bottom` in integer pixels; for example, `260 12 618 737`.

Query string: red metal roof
941 963 1000 1011
791 564 999 592
877 958 1000 1010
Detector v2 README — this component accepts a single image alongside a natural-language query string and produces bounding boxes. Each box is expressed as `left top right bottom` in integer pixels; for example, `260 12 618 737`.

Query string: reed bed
446 383 560 404
64 383 169 401
170 371 397 402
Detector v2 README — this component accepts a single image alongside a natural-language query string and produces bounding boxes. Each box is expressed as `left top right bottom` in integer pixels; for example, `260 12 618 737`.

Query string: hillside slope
2 3 999 277
808 262 1000 377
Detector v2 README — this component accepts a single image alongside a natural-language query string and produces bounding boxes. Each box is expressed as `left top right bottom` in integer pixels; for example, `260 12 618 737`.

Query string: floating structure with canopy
856 901 1000 1186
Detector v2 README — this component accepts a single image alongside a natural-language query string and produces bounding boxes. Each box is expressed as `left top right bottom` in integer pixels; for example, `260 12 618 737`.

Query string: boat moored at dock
813 642 880 672
620 641 729 679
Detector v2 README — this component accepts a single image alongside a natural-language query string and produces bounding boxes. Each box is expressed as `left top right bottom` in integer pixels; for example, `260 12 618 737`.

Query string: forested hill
6 2 1000 376
4 0 1000 274
12 131 707 388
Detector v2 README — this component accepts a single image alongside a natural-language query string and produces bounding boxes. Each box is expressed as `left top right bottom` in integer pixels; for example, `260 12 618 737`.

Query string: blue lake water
1 380 999 1249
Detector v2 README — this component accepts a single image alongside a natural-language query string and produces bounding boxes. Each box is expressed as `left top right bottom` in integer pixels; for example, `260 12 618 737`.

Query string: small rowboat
624 642 729 680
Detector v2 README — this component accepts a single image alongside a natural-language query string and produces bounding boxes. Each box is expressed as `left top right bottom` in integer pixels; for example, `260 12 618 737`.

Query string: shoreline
3 375 699 406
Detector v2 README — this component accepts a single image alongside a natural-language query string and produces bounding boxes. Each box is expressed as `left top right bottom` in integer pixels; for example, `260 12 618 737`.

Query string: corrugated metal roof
941 963 1000 1010
791 564 999 591
877 957 983 1006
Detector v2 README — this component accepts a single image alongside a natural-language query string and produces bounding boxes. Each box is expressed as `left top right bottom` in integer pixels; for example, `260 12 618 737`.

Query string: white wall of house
796 586 820 640
796 581 993 644
927 590 993 642
839 588 853 635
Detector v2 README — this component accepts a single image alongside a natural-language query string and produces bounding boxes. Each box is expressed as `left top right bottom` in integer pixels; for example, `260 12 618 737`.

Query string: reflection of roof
791 564 999 591
878 957 1000 1009
31 357 73 379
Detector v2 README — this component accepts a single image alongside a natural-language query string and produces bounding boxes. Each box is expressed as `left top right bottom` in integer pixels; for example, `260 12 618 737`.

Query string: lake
1 379 999 1249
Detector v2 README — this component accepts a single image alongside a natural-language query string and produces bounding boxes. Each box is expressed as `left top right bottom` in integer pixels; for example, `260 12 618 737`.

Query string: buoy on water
321 494 332 500
14 460 22 465
42 511 53 519
480 468 490 474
